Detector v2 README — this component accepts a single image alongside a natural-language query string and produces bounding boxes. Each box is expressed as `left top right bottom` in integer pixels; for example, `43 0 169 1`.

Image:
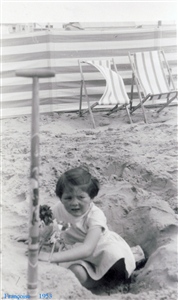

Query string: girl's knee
68 264 99 289
68 264 88 284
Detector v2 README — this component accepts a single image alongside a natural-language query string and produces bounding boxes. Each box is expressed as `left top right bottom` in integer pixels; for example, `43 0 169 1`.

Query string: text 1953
39 293 52 299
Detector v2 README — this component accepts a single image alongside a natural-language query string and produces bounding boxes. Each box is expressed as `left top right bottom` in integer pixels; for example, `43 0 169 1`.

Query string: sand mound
2 106 178 299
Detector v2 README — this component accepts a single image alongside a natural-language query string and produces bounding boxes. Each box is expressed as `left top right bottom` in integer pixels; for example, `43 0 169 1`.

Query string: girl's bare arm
39 226 102 263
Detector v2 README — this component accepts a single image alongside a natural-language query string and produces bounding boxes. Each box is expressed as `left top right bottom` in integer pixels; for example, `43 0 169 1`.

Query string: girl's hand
39 223 54 240
38 252 50 262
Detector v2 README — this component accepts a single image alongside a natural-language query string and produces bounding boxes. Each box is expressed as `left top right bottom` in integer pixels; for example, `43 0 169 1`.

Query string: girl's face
60 186 91 217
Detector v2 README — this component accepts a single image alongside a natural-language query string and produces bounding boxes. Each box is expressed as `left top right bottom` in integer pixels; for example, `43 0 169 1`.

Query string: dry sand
1 106 178 299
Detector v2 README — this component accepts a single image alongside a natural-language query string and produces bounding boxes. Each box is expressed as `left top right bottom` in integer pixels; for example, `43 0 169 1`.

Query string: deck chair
78 59 132 128
128 50 177 123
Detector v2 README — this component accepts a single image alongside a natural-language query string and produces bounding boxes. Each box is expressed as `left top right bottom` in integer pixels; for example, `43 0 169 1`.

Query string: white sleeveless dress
52 201 135 280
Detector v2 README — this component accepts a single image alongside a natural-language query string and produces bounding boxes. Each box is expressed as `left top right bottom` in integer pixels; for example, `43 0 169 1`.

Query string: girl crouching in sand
39 166 135 289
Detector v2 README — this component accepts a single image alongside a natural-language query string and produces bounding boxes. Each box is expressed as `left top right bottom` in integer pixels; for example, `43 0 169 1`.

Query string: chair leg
80 102 97 129
140 100 147 123
125 105 132 124
81 102 98 115
106 104 119 116
131 95 150 113
113 104 132 124
88 106 96 129
106 104 132 124
79 80 83 117
157 93 177 113
81 79 96 128
130 73 134 110
131 95 151 123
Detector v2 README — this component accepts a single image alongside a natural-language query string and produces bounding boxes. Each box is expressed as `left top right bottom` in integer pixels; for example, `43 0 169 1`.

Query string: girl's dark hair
55 166 100 199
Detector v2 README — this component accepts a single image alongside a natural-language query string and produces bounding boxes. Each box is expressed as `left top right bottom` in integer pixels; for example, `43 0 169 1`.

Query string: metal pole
16 69 55 299
27 76 40 299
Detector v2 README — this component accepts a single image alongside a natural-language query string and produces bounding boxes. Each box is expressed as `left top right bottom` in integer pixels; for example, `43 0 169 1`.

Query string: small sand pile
2 105 178 299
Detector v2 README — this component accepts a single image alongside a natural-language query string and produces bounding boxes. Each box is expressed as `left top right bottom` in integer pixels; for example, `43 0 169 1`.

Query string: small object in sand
16 276 20 285
39 205 53 225
131 245 146 268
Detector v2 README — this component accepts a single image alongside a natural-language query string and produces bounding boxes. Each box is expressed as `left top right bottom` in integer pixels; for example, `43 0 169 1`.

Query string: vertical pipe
28 77 40 299
16 68 55 300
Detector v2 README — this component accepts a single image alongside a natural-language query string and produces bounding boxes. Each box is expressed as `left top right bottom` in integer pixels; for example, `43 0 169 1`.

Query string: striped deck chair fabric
86 60 130 105
79 59 132 128
128 50 177 122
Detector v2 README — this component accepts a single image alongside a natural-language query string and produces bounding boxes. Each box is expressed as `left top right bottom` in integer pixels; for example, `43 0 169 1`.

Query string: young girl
39 166 135 289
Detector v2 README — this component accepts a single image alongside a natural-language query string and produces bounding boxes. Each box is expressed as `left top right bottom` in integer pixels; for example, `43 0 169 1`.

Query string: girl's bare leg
68 264 102 289
69 259 127 289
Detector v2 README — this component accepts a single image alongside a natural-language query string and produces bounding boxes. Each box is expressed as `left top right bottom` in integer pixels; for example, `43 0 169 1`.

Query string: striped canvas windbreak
134 51 171 95
84 60 129 105
1 25 177 117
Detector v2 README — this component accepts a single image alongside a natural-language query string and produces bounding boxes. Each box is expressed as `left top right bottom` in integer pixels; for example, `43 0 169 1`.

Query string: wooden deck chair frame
128 50 177 123
78 58 132 128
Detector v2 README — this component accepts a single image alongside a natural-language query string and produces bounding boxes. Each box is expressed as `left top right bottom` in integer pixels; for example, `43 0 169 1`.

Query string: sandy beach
2 105 178 299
